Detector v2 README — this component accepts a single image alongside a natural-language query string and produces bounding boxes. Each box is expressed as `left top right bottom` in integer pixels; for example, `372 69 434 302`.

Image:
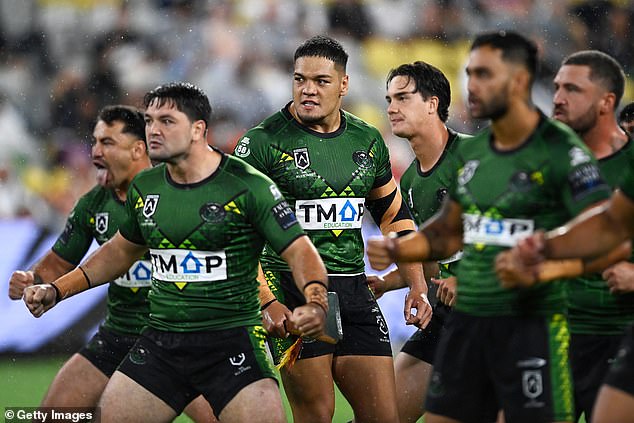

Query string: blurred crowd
1 0 633 230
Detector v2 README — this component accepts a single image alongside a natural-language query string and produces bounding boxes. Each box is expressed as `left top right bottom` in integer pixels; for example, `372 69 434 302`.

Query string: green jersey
53 185 151 335
119 153 305 332
235 105 393 274
567 138 634 334
449 114 611 317
400 129 467 278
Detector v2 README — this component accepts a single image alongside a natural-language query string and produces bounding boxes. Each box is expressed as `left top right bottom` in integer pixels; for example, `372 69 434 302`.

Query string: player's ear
192 120 207 141
340 74 349 97
428 96 439 115
131 139 147 160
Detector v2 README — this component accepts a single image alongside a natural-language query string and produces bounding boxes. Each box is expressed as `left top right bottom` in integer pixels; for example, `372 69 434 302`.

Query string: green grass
0 355 354 422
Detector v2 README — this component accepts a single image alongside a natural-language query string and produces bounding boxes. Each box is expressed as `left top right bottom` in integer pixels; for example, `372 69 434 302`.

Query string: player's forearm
396 262 427 294
545 203 627 260
31 251 75 283
257 263 276 307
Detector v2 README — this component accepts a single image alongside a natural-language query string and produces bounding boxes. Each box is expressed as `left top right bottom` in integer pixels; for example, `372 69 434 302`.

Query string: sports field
0 355 355 422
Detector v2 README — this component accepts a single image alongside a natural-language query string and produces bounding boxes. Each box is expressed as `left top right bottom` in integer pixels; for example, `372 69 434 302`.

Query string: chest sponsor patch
149 249 227 282
462 213 533 247
113 260 152 287
295 198 365 231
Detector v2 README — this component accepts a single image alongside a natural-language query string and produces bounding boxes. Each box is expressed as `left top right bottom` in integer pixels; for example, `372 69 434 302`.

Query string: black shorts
266 271 392 364
400 303 451 364
425 311 574 423
78 326 138 377
118 325 276 415
604 324 634 396
569 333 625 420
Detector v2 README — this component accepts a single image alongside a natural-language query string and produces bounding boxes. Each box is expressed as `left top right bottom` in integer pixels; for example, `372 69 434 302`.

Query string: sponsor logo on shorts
295 198 364 231
129 345 149 365
229 353 252 376
521 370 545 407
150 249 227 282
462 214 533 247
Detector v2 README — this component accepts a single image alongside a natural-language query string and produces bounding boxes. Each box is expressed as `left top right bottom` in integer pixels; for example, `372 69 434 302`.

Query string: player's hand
603 261 634 294
432 276 457 306
261 300 293 338
367 275 388 299
495 249 538 289
404 288 432 329
288 303 326 339
23 284 58 317
367 236 397 271
9 270 36 300
516 231 547 266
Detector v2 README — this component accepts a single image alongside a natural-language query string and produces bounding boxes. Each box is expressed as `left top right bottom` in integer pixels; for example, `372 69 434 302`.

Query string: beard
567 107 598 135
473 90 509 120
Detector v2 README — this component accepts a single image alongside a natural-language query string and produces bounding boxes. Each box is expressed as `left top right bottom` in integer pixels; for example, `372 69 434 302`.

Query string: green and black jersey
119 153 305 332
235 104 393 274
53 185 151 335
449 114 611 317
400 129 467 278
567 138 634 334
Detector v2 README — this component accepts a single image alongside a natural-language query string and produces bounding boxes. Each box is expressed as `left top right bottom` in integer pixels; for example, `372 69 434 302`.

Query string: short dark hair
619 102 634 124
97 105 146 144
386 61 451 122
143 82 211 128
294 35 348 71
471 30 539 82
562 50 626 108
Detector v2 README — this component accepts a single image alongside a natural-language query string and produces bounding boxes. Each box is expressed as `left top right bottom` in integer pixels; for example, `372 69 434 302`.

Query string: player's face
144 100 196 163
292 56 348 127
91 120 143 189
553 64 601 134
466 46 513 120
386 75 431 139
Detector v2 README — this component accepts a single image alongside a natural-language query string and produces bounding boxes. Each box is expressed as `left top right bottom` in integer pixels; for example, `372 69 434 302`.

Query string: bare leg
333 355 399 423
592 385 634 423
280 354 335 423
184 395 217 423
219 378 286 423
99 371 177 423
393 352 432 423
40 354 108 407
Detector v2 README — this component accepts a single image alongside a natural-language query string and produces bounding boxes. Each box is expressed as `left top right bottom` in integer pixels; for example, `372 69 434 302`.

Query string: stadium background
1 0 632 421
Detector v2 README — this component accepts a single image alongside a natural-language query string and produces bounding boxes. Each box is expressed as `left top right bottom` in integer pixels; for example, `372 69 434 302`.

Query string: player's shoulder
76 184 111 208
539 116 584 148
342 109 382 138
241 109 290 143
223 154 276 188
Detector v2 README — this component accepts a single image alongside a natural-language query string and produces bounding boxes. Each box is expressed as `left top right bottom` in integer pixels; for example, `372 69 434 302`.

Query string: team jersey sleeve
555 141 611 215
243 169 305 255
233 129 273 174
118 183 146 245
51 195 96 265
371 132 394 189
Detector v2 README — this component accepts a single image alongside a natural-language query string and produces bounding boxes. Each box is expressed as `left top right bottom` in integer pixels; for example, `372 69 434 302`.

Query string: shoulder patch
271 200 298 230
569 146 591 167
235 137 251 158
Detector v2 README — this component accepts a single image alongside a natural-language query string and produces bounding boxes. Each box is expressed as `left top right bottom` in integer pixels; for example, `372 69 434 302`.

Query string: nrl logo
293 147 310 170
95 212 109 235
458 160 479 186
143 194 160 218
